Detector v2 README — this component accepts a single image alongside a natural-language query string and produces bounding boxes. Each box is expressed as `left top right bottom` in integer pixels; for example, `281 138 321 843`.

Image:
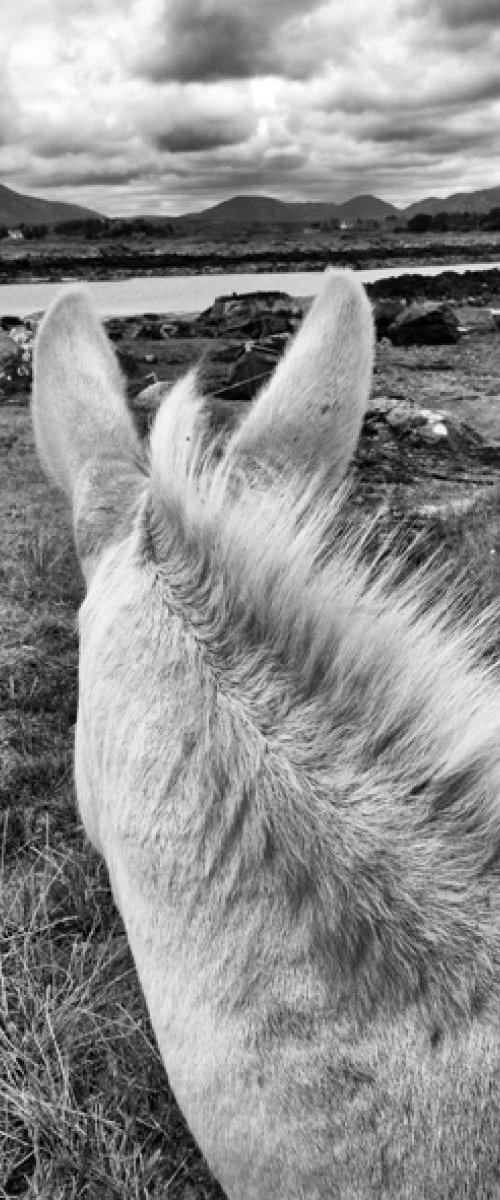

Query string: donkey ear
33 286 139 500
223 269 374 489
33 287 144 579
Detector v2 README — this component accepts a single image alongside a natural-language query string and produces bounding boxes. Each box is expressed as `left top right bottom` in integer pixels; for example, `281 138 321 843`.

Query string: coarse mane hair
143 367 500 1027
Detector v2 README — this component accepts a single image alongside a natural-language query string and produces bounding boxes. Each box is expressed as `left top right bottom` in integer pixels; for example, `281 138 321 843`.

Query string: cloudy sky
2 0 500 217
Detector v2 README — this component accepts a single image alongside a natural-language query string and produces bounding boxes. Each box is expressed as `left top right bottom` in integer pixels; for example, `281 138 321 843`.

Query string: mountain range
404 187 500 218
1 181 500 230
171 193 396 226
175 187 500 226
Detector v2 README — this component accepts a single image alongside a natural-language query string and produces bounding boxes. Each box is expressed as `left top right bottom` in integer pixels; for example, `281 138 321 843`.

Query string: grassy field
1 390 500 1198
0 405 225 1198
1 226 499 279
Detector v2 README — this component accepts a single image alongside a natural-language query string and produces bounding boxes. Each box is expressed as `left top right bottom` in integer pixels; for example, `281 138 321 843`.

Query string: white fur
32 271 500 1199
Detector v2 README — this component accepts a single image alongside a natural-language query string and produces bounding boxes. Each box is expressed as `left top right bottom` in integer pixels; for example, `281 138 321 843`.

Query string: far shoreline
2 249 500 290
1 263 500 320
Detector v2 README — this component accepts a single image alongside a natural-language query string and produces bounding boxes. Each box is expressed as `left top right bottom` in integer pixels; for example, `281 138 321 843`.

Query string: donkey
33 271 500 1198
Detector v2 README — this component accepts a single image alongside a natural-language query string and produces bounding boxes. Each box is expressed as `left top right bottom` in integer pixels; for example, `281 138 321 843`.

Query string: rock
213 339 283 403
387 303 460 346
455 306 497 334
419 420 449 443
136 322 166 340
160 322 182 338
385 404 449 441
104 318 133 342
196 291 303 339
373 299 405 340
353 399 500 516
0 315 24 331
0 330 20 367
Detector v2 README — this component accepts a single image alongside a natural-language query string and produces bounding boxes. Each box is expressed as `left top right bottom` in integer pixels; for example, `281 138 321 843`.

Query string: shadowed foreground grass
1 403 500 1197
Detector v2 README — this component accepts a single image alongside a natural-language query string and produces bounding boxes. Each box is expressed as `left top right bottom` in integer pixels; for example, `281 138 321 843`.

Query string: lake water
1 263 499 318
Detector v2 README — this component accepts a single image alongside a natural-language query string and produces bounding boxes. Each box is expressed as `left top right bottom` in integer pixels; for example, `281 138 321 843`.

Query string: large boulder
387 303 460 346
196 291 303 338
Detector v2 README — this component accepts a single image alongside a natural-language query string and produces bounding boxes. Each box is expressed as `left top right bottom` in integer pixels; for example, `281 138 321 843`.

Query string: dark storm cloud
26 162 151 188
426 0 500 29
367 117 499 156
367 122 435 145
33 133 125 160
328 63 500 122
136 0 323 83
151 115 253 154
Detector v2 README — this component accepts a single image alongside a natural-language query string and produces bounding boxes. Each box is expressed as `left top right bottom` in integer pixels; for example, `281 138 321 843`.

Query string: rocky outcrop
387 303 460 346
353 399 500 510
195 291 303 339
367 269 500 307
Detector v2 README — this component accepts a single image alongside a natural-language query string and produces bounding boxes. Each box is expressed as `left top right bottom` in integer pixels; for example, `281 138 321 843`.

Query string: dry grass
1 399 500 1198
364 482 500 649
0 405 223 1199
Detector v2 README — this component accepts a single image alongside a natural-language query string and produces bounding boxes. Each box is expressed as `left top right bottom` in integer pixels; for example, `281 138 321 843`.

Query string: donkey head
30 271 378 1198
33 272 500 1198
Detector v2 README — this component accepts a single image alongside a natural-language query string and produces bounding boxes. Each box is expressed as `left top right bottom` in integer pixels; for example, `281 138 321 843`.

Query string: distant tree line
1 207 500 241
0 223 49 239
52 217 177 238
406 208 500 233
0 216 177 240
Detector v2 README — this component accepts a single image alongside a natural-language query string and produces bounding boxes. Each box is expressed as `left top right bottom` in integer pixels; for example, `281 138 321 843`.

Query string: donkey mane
143 368 500 1025
146 366 496 745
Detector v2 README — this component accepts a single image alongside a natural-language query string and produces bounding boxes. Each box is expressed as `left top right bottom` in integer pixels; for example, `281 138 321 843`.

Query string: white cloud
0 0 499 215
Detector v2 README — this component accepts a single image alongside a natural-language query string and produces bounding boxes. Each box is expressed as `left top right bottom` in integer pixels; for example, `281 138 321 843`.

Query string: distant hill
0 182 102 227
169 192 401 228
174 195 342 226
404 186 500 218
336 194 398 221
